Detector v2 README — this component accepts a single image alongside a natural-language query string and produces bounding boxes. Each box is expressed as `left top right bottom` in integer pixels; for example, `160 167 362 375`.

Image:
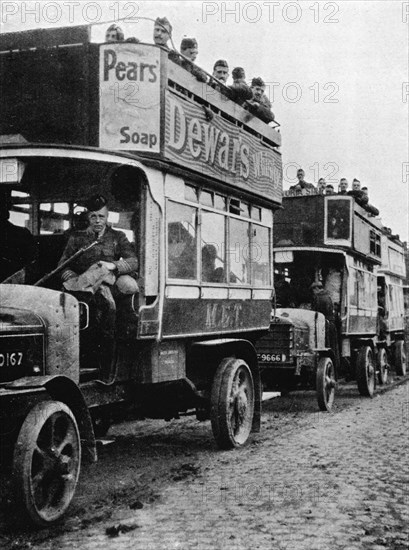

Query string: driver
58 195 138 377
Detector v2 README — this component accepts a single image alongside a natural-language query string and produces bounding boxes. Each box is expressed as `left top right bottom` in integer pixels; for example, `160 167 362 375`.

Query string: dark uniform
59 225 138 282
0 220 37 282
59 222 138 378
312 286 340 371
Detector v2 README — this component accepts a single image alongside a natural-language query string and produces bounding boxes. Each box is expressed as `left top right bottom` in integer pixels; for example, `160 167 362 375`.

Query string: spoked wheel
210 357 255 449
356 346 375 397
316 357 336 412
393 341 407 376
376 348 389 385
13 401 81 526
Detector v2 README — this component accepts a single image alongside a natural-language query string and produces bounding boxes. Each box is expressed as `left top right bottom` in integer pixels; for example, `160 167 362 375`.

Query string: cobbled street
1 378 408 550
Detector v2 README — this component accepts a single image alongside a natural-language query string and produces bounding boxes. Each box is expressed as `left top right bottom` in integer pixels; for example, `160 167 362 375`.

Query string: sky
1 0 408 240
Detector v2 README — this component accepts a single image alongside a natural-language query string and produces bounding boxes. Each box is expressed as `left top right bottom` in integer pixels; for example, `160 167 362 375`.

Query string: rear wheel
13 401 81 526
393 341 407 376
316 357 336 412
356 346 375 397
376 348 389 385
210 357 255 449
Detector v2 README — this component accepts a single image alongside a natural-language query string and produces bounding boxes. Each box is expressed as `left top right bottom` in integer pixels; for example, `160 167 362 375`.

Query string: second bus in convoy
256 191 407 411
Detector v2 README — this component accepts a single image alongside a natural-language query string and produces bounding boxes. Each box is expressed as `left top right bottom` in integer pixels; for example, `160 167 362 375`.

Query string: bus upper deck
0 24 282 208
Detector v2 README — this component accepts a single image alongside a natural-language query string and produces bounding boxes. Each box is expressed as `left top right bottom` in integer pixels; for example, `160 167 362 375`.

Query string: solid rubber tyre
210 357 255 449
13 401 81 526
356 346 375 397
393 341 407 376
316 357 336 412
376 348 389 385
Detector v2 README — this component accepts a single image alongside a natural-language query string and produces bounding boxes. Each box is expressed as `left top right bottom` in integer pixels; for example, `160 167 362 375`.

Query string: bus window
200 190 213 208
201 211 225 283
167 202 197 280
214 194 226 211
229 218 250 284
252 225 270 286
185 185 198 203
39 202 70 234
349 268 358 306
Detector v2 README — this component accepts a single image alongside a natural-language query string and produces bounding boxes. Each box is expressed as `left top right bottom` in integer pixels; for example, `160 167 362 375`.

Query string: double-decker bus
256 191 406 411
0 25 282 525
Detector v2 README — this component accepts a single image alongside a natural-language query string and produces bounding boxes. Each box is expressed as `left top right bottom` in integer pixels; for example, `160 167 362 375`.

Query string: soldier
348 178 369 207
361 187 380 216
58 195 138 379
178 38 207 83
105 24 124 43
228 67 253 105
289 169 316 194
153 16 172 48
0 191 37 283
311 282 339 369
212 59 229 83
244 77 275 123
338 178 349 194
325 183 335 195
317 178 326 194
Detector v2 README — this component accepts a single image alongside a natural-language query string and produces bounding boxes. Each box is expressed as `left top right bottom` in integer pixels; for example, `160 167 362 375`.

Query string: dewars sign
164 93 282 204
99 44 160 152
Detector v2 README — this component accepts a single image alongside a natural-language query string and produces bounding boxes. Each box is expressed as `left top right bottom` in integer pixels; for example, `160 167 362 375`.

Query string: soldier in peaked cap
58 195 138 379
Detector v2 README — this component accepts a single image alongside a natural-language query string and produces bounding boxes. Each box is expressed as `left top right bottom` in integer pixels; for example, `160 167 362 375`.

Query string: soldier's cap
213 59 228 70
155 17 172 32
232 67 245 79
86 195 107 212
310 282 323 290
251 77 265 87
181 37 197 50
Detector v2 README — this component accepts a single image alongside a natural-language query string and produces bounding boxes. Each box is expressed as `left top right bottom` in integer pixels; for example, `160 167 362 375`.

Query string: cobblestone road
2 380 408 550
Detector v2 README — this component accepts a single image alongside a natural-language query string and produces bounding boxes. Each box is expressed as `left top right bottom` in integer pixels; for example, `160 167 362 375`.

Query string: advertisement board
99 44 160 152
164 92 282 204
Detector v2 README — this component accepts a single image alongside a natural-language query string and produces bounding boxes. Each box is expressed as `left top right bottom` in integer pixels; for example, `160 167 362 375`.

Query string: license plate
0 352 24 367
257 353 286 363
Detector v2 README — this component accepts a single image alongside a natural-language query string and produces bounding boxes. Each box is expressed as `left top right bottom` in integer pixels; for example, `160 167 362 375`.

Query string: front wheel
210 357 255 449
316 357 336 412
356 346 375 397
393 341 407 376
13 401 81 526
376 348 389 385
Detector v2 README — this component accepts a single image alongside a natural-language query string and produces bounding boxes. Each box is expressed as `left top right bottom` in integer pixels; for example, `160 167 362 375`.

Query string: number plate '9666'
0 352 23 367
257 353 287 363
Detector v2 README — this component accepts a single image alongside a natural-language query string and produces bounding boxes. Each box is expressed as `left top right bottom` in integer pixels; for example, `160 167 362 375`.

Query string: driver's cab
5 158 142 285
1 153 146 375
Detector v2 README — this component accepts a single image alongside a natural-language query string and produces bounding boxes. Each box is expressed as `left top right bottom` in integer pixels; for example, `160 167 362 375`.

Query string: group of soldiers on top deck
285 168 380 217
105 17 275 125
